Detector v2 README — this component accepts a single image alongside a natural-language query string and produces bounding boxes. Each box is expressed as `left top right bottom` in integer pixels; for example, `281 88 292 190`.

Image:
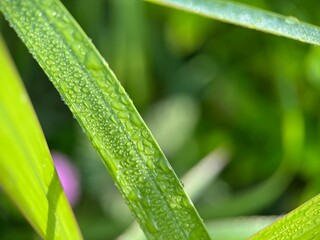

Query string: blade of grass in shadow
182 147 229 202
250 194 320 239
145 0 320 46
118 215 278 240
206 216 278 240
111 0 151 108
0 36 82 239
198 71 304 218
0 0 210 239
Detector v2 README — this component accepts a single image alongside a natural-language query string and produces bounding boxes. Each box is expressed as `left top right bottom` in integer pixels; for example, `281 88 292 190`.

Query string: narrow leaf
118 216 277 240
0 36 82 239
251 194 320 239
146 0 320 46
206 216 277 240
0 0 210 239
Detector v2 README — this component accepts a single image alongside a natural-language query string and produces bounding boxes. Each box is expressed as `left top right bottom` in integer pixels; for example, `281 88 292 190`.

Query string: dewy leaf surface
146 0 320 46
250 194 320 239
0 0 210 239
0 36 82 239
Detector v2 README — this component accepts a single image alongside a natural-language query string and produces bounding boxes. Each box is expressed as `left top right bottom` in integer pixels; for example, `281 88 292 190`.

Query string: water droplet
50 65 59 73
118 111 128 119
158 183 167 193
146 159 154 171
72 31 82 41
111 101 125 110
128 189 142 202
73 86 80 93
181 198 191 208
131 114 141 127
137 141 144 152
145 216 159 234
82 86 90 93
84 51 102 70
169 202 178 210
144 147 154 155
131 130 141 140
110 115 117 124
73 72 81 79
157 158 172 173
285 16 300 25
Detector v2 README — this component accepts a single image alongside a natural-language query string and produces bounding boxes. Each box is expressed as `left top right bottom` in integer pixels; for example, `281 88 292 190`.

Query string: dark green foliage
1 0 320 239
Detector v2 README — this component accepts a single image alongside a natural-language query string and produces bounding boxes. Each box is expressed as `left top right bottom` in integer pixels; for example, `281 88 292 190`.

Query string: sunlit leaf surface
0 36 82 239
147 0 320 46
0 0 210 239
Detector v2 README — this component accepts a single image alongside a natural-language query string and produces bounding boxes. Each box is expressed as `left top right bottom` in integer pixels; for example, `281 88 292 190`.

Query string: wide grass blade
118 147 229 240
250 194 320 239
0 0 210 239
0 36 82 239
146 0 320 46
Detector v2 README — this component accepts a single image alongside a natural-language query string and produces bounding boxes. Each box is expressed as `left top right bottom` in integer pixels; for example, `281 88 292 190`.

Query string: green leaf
118 147 229 240
250 194 320 239
206 216 277 240
146 0 320 46
0 36 82 239
0 0 210 239
118 216 277 240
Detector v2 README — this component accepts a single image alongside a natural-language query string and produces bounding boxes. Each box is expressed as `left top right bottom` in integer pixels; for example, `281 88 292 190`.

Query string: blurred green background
1 0 320 239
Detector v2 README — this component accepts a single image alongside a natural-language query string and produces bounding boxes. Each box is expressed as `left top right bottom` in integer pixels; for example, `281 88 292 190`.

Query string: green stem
146 0 320 46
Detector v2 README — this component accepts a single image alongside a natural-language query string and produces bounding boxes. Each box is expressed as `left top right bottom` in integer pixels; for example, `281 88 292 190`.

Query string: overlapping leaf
0 36 82 239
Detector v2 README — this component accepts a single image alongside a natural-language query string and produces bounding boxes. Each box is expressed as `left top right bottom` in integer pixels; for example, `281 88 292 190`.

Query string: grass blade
0 0 210 239
118 147 229 240
146 0 320 46
0 36 82 239
206 216 277 240
250 194 320 239
118 216 277 240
